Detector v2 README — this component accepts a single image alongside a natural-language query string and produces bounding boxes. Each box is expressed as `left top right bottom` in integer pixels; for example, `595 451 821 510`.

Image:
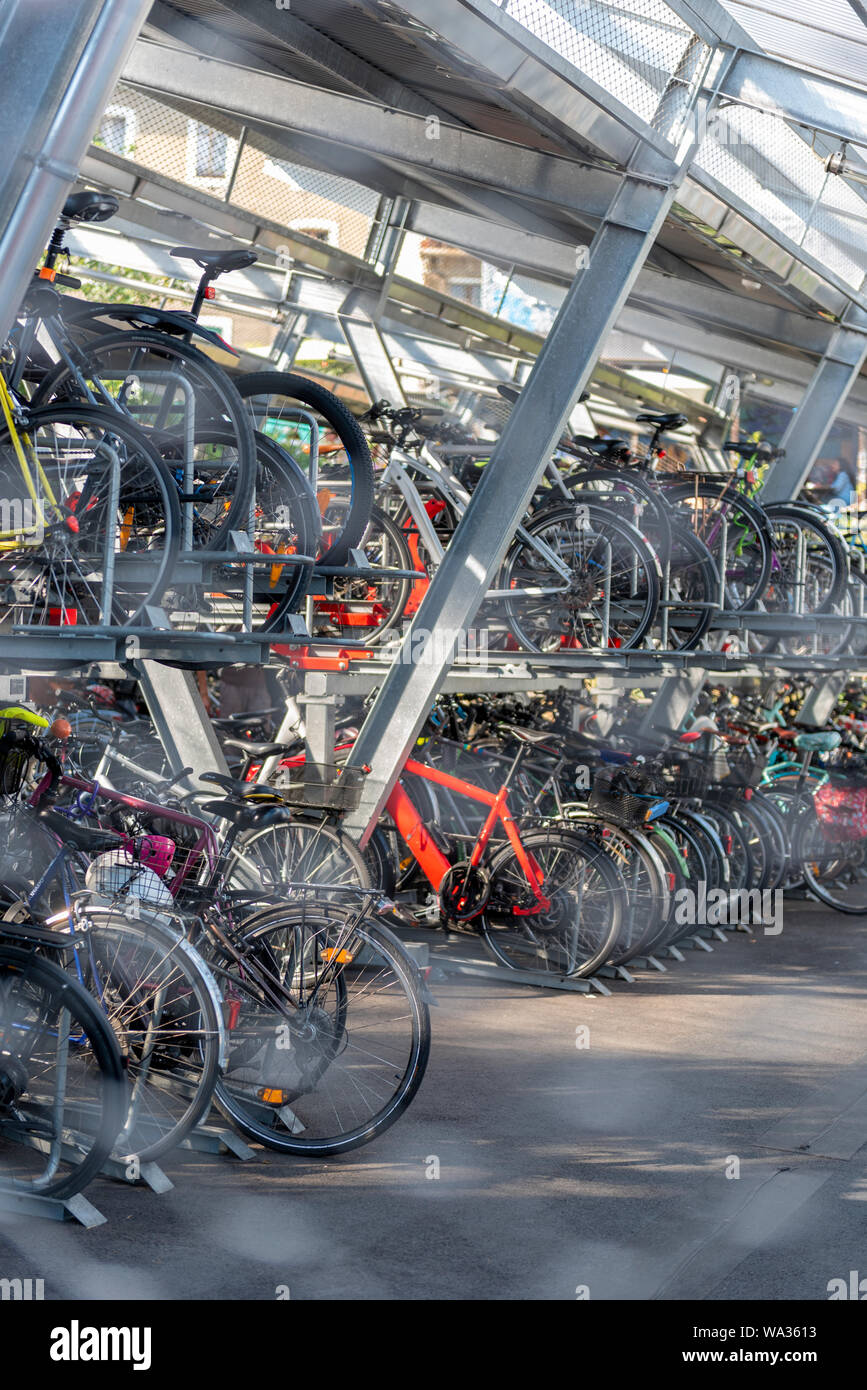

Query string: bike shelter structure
0 4 867 1013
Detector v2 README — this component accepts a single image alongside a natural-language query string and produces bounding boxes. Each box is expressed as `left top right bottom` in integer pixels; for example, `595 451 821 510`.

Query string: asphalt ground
2 899 866 1301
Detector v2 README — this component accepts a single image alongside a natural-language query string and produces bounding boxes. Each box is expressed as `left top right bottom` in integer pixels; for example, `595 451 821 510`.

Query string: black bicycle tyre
236 371 375 566
0 944 126 1199
32 330 257 547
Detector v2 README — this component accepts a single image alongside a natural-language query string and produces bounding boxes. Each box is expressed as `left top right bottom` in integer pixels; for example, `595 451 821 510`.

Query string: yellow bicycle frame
0 371 59 545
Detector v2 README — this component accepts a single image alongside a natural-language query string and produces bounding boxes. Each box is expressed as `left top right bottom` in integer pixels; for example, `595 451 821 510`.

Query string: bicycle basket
720 745 763 789
274 761 365 811
85 849 174 908
587 768 655 828
663 758 708 799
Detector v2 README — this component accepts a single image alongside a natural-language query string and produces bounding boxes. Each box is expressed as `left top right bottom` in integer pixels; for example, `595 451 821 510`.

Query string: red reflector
204 286 216 298
668 872 676 891
64 516 80 534
226 1000 241 1030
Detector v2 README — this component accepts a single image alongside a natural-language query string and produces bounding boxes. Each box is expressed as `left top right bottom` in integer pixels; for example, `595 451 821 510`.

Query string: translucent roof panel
499 0 710 141
720 0 867 86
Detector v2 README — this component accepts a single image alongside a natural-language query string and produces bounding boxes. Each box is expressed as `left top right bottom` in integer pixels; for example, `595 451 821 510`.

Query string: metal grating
499 0 711 141
96 82 378 258
696 104 867 292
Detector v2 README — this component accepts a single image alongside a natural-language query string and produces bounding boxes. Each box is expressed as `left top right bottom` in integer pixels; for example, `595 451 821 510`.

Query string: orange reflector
38 267 56 281
258 1088 285 1105
321 947 355 964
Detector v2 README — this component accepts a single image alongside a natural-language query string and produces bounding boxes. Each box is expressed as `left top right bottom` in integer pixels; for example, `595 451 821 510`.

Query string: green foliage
64 257 187 306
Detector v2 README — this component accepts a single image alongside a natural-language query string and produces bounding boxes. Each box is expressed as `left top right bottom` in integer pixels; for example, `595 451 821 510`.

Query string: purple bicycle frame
30 772 219 897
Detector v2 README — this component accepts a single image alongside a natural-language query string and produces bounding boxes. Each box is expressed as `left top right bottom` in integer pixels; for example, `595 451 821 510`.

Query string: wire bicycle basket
274 761 366 812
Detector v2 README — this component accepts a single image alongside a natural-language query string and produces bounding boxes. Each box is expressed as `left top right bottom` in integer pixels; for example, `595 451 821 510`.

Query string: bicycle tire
236 372 375 566
79 909 224 1162
501 502 662 652
0 943 126 1199
0 403 180 626
211 904 430 1154
33 329 256 548
664 480 773 611
479 827 625 977
310 502 413 644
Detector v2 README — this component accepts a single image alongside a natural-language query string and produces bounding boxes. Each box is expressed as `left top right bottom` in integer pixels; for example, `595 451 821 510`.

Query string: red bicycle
233 727 625 977
385 729 624 976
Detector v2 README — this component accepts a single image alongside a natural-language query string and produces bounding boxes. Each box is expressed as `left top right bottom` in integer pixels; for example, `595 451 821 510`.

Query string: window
95 105 135 157
186 120 237 186
195 125 228 179
289 219 339 246
447 276 482 307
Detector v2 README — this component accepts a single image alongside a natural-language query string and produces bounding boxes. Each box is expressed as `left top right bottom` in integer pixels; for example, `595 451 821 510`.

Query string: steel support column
338 290 408 408
342 153 688 844
761 307 867 503
135 662 229 791
0 0 150 345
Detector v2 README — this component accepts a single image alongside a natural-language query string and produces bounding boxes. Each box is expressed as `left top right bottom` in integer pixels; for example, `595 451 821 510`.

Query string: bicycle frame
385 748 550 910
382 441 575 597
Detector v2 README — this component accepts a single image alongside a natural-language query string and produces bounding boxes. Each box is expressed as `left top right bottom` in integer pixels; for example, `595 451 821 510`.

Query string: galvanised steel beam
135 661 229 790
205 0 457 122
761 306 867 503
121 39 636 224
720 51 867 151
396 1 867 313
0 0 151 345
342 153 688 845
338 290 409 409
407 200 838 357
77 148 544 357
392 0 669 165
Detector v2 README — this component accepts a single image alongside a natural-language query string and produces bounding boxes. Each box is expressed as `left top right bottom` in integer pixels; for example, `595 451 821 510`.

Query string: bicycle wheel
664 480 773 610
33 330 256 548
587 820 671 965
0 943 126 1198
799 816 867 913
0 404 180 627
479 827 625 976
211 903 430 1154
166 429 321 635
655 523 720 651
501 502 661 651
310 502 412 644
749 504 850 656
236 372 374 566
225 813 372 894
79 909 224 1162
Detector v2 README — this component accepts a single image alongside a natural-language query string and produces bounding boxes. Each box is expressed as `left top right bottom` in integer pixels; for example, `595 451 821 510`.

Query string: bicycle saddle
723 441 778 460
636 411 688 430
571 435 629 457
502 725 557 746
222 738 289 760
200 770 258 793
170 246 257 277
794 731 841 753
198 798 289 826
37 806 124 852
61 190 119 224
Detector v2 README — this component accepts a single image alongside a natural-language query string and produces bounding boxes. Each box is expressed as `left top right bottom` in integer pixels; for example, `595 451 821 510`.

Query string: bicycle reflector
258 1088 286 1105
320 947 355 964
